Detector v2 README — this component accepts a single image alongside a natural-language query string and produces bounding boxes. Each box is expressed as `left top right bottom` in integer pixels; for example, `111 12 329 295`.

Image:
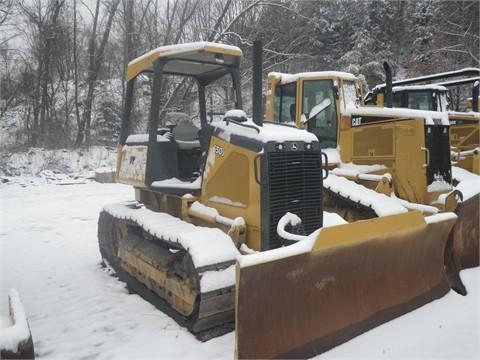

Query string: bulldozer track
98 210 235 341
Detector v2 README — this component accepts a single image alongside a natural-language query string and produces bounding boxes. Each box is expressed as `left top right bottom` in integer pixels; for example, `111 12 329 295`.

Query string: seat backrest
173 120 200 142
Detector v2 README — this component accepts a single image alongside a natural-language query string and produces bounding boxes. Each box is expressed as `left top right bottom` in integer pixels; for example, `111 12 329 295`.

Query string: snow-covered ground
1 181 479 359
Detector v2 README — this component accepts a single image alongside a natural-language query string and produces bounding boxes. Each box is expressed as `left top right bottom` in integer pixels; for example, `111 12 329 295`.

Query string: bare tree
75 0 120 146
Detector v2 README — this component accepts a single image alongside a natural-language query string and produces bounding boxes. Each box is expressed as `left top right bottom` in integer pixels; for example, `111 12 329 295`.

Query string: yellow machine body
266 72 450 206
99 44 468 359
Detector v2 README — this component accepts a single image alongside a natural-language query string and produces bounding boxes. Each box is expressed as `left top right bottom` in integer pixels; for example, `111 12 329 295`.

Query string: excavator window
302 80 338 148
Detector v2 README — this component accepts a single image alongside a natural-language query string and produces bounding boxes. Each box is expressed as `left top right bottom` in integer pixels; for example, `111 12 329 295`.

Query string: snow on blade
324 173 408 216
455 177 480 202
237 235 316 268
323 212 348 227
0 289 31 353
451 166 480 201
103 202 239 269
425 212 457 224
452 166 480 181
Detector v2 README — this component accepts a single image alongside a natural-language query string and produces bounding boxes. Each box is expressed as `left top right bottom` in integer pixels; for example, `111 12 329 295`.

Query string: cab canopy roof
126 42 242 82
268 71 358 85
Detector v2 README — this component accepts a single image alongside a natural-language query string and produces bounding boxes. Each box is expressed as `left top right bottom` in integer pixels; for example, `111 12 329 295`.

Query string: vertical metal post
119 78 136 145
145 59 165 185
383 62 393 108
252 40 263 126
198 83 207 129
473 81 479 112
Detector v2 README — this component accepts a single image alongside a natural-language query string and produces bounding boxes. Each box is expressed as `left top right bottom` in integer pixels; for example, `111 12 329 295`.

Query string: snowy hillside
1 181 479 359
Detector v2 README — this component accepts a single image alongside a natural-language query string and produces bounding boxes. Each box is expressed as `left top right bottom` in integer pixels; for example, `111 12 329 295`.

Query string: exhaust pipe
473 80 479 112
252 40 263 126
383 62 393 108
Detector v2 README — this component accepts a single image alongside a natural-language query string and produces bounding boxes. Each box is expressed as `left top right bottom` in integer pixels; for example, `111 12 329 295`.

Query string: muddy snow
1 181 479 359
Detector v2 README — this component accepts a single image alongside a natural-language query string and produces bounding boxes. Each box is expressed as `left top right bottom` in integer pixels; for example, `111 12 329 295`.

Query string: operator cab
267 72 362 149
117 42 243 194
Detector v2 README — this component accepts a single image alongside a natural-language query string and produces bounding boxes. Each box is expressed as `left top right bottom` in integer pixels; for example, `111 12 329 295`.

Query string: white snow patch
448 111 480 120
323 212 348 227
324 174 407 216
125 134 170 143
268 71 357 84
103 202 239 269
237 235 316 268
1 182 478 359
0 289 31 352
455 177 480 202
427 174 452 193
239 243 258 254
128 42 242 69
213 119 317 144
151 177 201 190
345 105 450 126
392 85 448 92
209 196 246 208
425 212 457 224
391 194 439 214
224 109 247 119
322 148 341 165
276 212 307 242
199 265 235 293
451 166 480 201
337 162 387 174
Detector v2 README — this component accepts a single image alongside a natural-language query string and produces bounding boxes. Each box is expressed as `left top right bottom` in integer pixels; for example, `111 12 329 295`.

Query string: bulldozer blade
235 211 456 359
452 194 479 269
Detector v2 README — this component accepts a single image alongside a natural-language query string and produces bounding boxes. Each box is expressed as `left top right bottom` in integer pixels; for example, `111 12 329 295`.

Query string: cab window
274 82 296 124
302 80 337 148
407 91 435 111
343 81 359 108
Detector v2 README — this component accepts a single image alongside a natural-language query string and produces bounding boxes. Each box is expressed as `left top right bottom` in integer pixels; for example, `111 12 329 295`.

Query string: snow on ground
1 181 479 359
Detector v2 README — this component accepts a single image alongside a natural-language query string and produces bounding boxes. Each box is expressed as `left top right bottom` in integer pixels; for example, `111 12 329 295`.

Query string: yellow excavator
98 41 459 359
365 66 480 174
265 70 479 271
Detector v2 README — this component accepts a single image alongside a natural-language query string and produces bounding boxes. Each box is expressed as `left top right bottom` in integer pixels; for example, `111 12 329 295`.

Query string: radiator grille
425 125 452 186
266 151 323 249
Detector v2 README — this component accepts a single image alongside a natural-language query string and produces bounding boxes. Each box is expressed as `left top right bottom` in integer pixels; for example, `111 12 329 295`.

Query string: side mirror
301 98 332 124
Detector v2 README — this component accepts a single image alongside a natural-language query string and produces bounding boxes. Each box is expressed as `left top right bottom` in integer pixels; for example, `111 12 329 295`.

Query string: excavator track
97 205 237 340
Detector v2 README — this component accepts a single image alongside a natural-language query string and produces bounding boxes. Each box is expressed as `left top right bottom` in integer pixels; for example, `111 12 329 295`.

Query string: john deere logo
291 143 297 150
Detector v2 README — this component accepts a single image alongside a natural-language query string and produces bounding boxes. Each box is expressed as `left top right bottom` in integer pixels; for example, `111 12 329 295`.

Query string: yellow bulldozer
365 66 480 174
265 70 479 271
98 41 461 359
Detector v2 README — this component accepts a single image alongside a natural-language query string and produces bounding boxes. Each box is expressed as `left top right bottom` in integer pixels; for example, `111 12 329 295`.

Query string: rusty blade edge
276 278 449 359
